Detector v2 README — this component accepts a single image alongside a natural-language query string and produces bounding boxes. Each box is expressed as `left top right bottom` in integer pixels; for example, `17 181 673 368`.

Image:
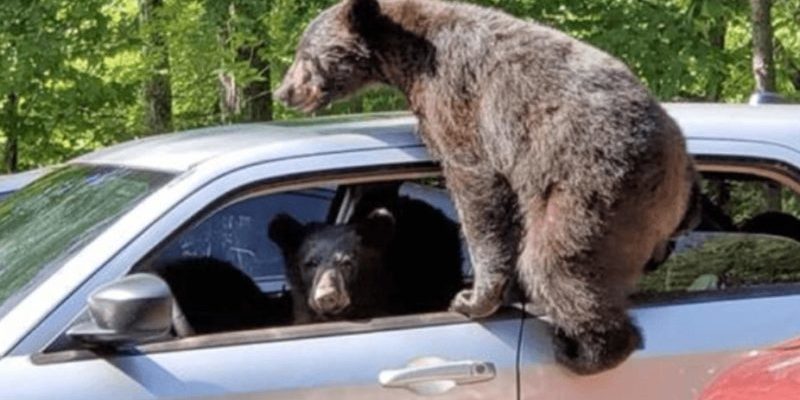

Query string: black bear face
268 209 395 320
274 0 381 113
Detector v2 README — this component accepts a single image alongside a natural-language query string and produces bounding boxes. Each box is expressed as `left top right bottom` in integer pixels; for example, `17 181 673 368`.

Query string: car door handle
379 358 496 389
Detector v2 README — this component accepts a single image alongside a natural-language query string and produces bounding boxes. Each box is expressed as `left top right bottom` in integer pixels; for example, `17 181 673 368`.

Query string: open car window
638 232 800 297
152 187 336 292
115 174 476 342
636 168 800 302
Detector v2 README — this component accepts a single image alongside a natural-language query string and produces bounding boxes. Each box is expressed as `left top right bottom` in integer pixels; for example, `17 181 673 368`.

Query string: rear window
638 232 800 296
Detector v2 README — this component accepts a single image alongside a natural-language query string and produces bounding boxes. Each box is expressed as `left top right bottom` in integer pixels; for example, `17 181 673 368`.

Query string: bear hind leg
519 194 642 375
524 249 642 374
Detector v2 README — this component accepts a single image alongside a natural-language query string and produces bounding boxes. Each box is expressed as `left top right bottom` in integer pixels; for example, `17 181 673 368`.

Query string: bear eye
337 257 354 273
303 259 319 269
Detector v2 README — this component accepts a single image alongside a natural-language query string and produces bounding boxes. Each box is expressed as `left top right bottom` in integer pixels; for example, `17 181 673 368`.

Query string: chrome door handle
379 357 496 391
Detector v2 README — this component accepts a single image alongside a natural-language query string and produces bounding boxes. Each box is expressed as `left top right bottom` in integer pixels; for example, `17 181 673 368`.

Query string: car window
121 175 475 339
638 171 800 299
639 232 800 295
154 187 335 287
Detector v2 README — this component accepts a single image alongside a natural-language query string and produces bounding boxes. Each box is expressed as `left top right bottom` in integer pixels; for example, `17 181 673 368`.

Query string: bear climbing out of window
151 257 292 335
268 196 463 323
275 0 699 374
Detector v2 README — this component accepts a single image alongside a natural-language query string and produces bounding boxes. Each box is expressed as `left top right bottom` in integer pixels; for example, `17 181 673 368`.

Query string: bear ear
357 208 395 249
341 0 381 33
268 213 306 252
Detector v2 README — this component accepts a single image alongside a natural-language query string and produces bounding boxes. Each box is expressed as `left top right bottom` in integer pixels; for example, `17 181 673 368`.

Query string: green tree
0 0 798 173
0 0 138 171
139 0 174 134
205 1 274 122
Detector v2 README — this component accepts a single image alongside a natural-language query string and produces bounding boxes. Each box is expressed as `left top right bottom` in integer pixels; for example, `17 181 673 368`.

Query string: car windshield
0 165 173 318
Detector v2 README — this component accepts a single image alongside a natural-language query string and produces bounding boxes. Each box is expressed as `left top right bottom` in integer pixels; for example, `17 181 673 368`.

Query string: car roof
73 112 419 173
665 103 800 144
72 103 800 174
0 168 48 194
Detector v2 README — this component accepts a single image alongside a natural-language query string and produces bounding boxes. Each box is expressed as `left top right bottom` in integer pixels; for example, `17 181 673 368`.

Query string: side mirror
67 273 174 347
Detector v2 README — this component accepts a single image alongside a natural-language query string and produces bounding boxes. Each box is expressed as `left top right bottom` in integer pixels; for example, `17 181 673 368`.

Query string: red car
700 338 800 400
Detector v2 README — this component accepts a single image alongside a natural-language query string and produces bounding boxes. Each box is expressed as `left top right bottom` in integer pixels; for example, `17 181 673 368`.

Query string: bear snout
274 84 295 106
275 82 324 113
310 269 351 315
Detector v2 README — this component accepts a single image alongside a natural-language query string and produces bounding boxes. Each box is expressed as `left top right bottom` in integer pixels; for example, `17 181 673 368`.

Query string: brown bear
268 196 463 323
275 0 698 375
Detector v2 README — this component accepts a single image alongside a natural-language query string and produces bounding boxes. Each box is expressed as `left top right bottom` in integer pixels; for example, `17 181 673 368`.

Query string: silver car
0 168 46 201
1 104 799 399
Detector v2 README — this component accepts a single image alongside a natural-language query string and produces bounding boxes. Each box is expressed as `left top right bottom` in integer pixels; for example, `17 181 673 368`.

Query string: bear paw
449 289 502 319
552 321 642 375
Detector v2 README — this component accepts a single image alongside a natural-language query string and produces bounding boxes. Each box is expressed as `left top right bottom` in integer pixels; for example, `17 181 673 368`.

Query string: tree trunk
750 0 776 93
139 0 173 134
793 10 800 92
2 93 19 173
706 13 727 101
763 183 782 211
217 70 240 122
792 69 800 92
750 0 781 210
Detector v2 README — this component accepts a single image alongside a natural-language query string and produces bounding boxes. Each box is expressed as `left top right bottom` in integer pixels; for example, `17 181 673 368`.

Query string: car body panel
74 116 419 173
519 293 800 399
0 168 47 199
688 138 800 173
1 316 521 400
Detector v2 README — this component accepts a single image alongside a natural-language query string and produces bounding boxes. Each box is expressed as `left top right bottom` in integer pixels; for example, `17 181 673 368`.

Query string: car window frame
32 308 523 365
633 154 800 306
32 161 525 364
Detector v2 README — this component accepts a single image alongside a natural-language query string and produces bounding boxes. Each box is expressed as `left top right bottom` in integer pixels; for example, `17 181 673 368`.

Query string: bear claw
552 322 642 375
449 289 502 319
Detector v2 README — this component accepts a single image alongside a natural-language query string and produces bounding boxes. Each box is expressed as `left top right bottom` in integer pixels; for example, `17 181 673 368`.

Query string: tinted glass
0 165 173 318
637 171 800 299
639 232 800 296
156 188 335 281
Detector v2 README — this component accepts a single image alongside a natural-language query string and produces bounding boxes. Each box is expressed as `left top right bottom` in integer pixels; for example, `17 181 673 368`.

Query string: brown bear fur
275 0 698 375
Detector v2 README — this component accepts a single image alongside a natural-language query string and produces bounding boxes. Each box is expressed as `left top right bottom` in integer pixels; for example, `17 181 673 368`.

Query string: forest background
1 0 799 220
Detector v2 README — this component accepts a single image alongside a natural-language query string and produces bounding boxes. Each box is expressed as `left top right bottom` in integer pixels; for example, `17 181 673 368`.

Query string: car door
1 151 522 400
519 286 800 399
13 313 521 400
518 160 800 399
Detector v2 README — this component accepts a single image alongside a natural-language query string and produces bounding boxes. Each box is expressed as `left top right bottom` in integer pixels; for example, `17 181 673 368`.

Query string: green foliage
639 234 800 293
0 0 798 171
0 0 140 170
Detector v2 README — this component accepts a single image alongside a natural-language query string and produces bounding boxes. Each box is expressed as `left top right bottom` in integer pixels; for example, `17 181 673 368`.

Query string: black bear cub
268 195 463 323
151 257 292 334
